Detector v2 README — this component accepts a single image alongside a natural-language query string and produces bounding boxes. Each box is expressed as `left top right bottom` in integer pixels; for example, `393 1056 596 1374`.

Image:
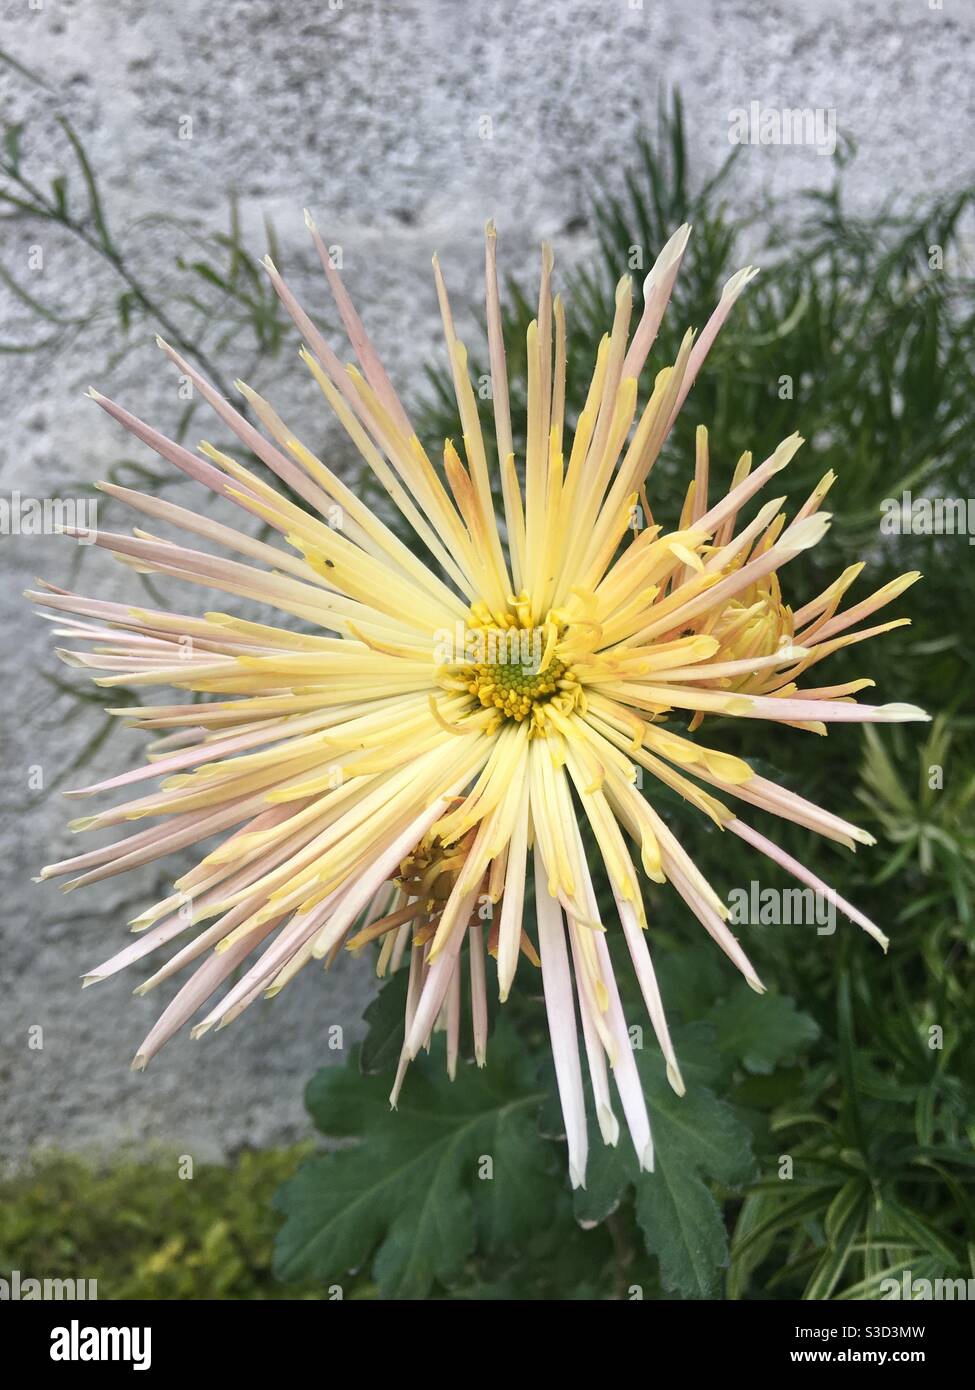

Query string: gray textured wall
1 0 973 1167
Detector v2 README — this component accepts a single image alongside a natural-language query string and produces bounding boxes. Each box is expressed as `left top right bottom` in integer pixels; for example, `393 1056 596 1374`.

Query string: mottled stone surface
1 0 972 1165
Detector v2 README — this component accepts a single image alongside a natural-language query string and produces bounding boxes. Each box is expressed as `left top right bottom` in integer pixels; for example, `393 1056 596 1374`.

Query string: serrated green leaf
574 1029 754 1298
274 1027 555 1298
636 1154 729 1299
709 986 820 1074
635 1062 756 1298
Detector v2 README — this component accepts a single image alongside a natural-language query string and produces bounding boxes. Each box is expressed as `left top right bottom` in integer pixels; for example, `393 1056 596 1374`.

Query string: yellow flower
31 215 925 1189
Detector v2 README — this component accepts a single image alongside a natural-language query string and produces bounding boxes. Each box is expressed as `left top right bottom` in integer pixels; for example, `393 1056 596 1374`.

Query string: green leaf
0 47 53 90
729 1186 835 1298
708 986 820 1075
880 1197 962 1266
574 1028 754 1298
572 1134 633 1229
636 1068 755 1297
50 174 68 217
274 1026 556 1298
358 968 409 1075
803 1178 869 1300
57 115 114 254
3 122 22 173
188 259 232 291
117 290 137 332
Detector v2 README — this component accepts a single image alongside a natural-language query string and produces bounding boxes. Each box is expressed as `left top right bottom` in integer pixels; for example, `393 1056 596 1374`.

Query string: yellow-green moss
0 1147 323 1300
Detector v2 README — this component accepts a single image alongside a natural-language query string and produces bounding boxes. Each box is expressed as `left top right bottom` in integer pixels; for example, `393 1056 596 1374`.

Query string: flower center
441 616 582 731
469 641 569 722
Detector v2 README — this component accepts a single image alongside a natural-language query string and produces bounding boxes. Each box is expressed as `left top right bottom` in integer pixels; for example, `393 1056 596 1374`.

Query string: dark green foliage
273 960 835 1299
573 1023 756 1299
275 1028 559 1298
709 987 820 1076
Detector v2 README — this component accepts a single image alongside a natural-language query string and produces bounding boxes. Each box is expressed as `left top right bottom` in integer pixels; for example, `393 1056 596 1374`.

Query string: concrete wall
1 0 972 1165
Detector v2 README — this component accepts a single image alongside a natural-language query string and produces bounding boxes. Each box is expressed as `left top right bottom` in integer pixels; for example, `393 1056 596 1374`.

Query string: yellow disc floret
441 607 583 733
469 643 568 722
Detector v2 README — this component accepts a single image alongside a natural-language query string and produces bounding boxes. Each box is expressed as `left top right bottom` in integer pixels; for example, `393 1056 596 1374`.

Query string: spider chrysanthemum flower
31 216 927 1189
